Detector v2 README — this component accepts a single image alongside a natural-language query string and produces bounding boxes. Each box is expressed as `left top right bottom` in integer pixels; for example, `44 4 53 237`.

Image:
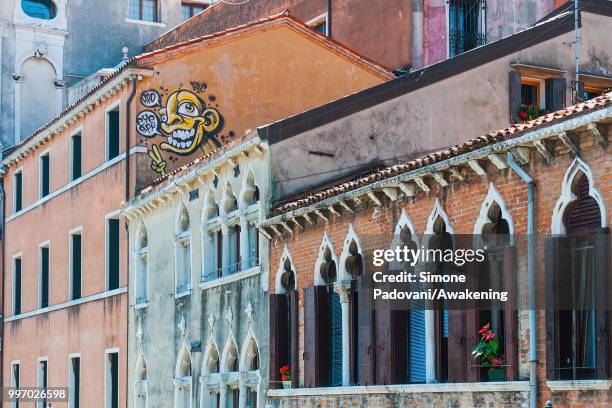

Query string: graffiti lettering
140 90 161 107
190 81 207 93
136 110 160 137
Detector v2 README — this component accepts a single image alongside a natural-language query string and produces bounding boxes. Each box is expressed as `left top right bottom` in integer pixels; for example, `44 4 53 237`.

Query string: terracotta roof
270 92 612 217
4 11 391 162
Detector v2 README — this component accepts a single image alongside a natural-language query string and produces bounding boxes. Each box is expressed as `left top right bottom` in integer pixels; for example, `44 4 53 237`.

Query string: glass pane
142 0 157 22
22 0 56 20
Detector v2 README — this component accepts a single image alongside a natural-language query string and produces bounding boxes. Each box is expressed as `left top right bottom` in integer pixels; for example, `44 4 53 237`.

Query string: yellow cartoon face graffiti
158 90 223 156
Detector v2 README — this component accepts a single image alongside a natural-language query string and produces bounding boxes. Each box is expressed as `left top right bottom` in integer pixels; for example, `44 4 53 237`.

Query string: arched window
222 183 238 215
20 57 58 138
175 205 191 295
222 338 239 408
174 344 192 408
241 171 260 208
134 353 148 408
21 0 57 19
548 169 607 380
271 248 298 389
135 224 148 305
199 340 220 408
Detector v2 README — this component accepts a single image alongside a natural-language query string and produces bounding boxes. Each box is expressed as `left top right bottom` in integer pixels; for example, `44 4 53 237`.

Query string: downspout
125 76 137 408
507 152 536 408
0 179 5 395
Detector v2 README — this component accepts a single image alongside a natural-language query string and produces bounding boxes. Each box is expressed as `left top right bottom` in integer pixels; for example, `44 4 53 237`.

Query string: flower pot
282 381 292 389
487 368 505 382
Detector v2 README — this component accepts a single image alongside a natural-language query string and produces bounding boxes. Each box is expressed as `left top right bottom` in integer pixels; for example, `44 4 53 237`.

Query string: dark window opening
107 109 120 160
21 0 56 20
14 172 23 213
108 219 120 290
12 363 20 408
14 258 22 315
314 21 327 35
182 2 206 20
521 82 539 106
449 0 486 57
40 247 49 308
71 233 82 300
39 360 48 407
108 353 119 408
71 133 82 181
40 154 50 198
70 357 80 408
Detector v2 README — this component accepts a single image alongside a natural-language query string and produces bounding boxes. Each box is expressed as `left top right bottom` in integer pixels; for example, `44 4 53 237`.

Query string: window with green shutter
71 133 82 180
14 171 23 213
107 109 120 160
40 154 50 198
107 219 120 290
40 246 49 308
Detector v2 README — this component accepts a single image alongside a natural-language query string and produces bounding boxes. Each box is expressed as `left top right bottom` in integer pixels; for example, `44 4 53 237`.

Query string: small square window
129 0 159 22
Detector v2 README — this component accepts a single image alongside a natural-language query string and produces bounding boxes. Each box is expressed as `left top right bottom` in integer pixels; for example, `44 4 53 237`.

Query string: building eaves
265 92 612 222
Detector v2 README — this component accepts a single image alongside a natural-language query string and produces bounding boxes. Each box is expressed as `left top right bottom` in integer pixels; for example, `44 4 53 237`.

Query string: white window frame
12 253 23 315
306 12 328 35
70 126 83 182
126 0 164 24
68 353 81 408
36 357 49 408
104 100 121 162
104 348 120 408
105 210 122 291
38 241 51 309
69 226 84 301
39 148 51 199
10 360 20 408
174 230 192 298
13 167 23 214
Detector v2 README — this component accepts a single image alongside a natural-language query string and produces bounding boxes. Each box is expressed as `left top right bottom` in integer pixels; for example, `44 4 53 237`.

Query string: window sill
175 289 192 300
134 301 148 310
546 380 612 391
267 382 530 397
124 18 166 28
200 266 260 290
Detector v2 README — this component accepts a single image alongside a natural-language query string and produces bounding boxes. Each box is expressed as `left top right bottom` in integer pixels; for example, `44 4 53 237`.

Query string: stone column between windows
238 373 248 408
239 211 249 270
221 222 230 273
334 280 352 386
199 375 210 407
219 376 228 408
425 309 436 383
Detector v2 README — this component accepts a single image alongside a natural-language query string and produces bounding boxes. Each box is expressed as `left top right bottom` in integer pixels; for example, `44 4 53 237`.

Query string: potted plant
472 323 506 381
280 365 291 389
517 103 544 122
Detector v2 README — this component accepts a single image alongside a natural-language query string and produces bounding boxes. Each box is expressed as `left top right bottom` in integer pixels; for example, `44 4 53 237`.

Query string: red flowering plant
280 364 291 382
472 323 505 369
517 104 544 122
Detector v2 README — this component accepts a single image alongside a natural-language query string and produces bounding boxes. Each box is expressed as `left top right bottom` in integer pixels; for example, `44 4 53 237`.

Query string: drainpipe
507 152 536 408
411 0 424 69
0 179 5 394
125 76 137 408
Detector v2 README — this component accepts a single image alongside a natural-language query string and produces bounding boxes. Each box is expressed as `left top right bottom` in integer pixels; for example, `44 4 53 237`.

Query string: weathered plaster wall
270 11 612 200
134 22 388 187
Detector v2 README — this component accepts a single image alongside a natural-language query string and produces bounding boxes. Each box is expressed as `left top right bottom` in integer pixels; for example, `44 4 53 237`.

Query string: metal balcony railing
202 257 260 283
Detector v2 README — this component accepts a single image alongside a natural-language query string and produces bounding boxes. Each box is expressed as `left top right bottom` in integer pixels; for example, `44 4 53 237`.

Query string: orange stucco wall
134 21 389 186
2 87 130 407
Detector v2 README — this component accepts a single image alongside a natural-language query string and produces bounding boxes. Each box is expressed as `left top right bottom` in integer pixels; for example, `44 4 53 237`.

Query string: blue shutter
330 290 343 386
409 309 426 382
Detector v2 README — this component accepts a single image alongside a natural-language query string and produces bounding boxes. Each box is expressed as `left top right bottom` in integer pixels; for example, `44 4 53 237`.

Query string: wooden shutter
349 280 358 385
303 286 316 387
41 247 49 308
544 237 572 380
41 155 50 196
357 275 375 385
108 110 120 159
72 235 82 299
289 290 299 388
72 134 82 180
108 219 120 290
464 258 480 382
509 71 522 122
392 310 408 384
502 246 518 381
303 285 330 387
447 308 466 382
545 78 566 112
375 287 392 385
269 294 288 389
594 228 609 378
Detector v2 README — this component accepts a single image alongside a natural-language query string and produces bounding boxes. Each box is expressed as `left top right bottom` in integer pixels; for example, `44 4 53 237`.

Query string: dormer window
22 0 57 20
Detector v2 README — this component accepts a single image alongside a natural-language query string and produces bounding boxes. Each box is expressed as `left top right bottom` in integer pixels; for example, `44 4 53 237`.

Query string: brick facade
268 120 611 406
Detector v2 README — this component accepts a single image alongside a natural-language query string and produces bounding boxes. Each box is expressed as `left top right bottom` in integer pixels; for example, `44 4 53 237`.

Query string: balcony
202 257 260 283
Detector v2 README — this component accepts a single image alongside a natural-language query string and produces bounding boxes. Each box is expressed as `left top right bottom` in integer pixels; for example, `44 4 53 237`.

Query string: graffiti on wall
136 83 230 176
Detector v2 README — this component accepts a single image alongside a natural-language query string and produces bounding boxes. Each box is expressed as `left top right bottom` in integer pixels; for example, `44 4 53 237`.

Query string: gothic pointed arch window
241 334 259 407
135 223 148 305
547 163 608 380
174 344 192 408
199 340 220 408
175 204 191 295
270 248 298 389
221 337 239 408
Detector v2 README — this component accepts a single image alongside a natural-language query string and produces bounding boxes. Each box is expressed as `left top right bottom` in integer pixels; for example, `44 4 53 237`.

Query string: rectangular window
215 230 223 276
11 362 20 408
176 238 191 294
37 359 48 408
40 153 50 198
40 245 50 308
247 223 259 268
13 257 22 315
105 352 119 408
229 225 240 273
71 232 82 300
69 356 80 408
71 132 82 181
14 171 23 213
107 218 120 290
106 108 120 160
448 0 486 57
129 0 159 22
182 2 206 20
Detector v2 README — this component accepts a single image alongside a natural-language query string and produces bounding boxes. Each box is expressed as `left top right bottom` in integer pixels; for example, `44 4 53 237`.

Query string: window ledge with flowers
472 323 507 382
